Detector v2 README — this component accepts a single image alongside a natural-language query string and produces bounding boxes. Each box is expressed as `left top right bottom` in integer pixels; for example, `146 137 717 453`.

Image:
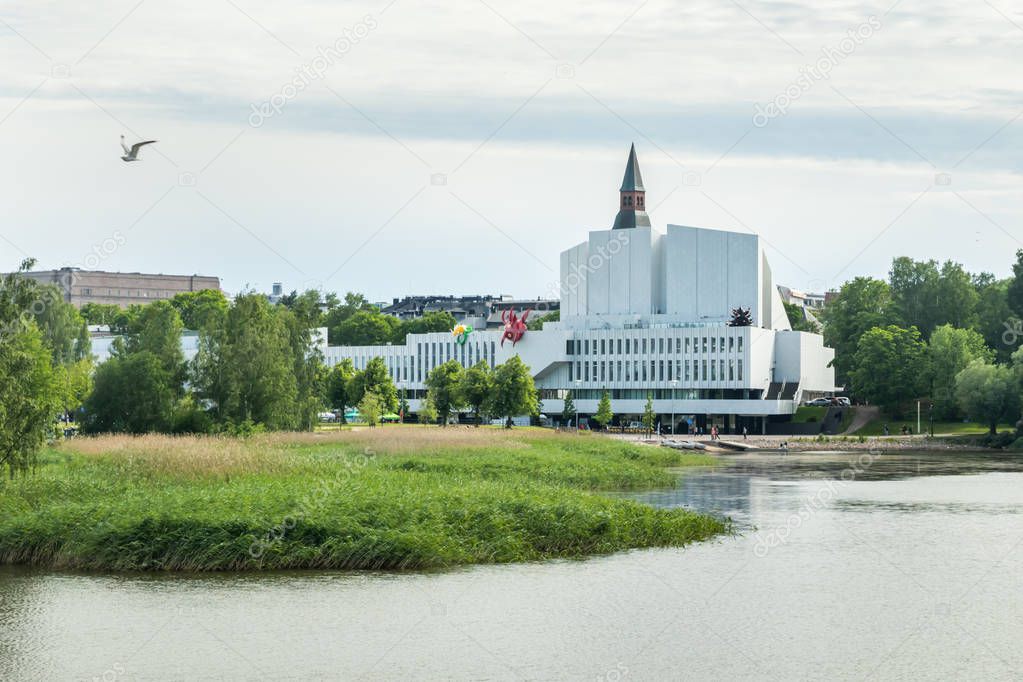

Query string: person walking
742 426 748 440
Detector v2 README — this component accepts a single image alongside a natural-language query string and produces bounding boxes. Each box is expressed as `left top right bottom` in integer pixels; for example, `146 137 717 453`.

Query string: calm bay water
2 451 1023 681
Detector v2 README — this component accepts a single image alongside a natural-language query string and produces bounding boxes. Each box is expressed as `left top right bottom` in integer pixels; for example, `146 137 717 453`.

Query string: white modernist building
323 145 836 433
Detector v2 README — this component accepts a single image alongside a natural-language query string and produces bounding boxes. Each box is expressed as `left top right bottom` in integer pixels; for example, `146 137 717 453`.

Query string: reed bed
0 429 725 571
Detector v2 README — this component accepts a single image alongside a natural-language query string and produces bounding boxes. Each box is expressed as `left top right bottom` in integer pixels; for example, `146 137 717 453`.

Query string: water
3 451 1023 680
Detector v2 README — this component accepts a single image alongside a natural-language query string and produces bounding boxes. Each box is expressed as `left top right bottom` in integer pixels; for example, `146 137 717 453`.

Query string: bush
983 431 1016 449
1009 438 1023 451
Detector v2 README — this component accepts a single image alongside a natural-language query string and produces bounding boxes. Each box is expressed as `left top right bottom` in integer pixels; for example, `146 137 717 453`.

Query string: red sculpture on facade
500 308 531 347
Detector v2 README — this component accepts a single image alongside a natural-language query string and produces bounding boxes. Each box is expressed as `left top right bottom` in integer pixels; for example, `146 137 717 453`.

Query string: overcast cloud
2 0 1021 300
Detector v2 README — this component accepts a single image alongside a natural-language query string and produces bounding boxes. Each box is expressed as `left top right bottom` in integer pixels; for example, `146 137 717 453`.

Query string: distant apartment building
381 294 560 329
776 285 826 310
17 268 221 308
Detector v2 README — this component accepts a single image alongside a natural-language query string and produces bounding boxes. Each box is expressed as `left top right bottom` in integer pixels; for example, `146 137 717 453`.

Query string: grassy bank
0 428 726 571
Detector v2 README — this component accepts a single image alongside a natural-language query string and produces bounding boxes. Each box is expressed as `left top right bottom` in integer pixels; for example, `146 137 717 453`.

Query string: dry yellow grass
58 426 543 477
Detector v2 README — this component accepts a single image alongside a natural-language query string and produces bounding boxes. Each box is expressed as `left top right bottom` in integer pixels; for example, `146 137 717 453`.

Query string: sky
2 0 1022 302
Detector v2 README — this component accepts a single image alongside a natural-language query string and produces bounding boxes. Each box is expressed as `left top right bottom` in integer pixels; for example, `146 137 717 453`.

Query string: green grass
855 418 1014 436
793 406 827 423
0 428 725 572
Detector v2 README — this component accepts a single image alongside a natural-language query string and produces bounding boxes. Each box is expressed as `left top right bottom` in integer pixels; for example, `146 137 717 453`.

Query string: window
729 359 735 381
617 339 622 354
567 340 574 355
738 337 744 353
609 362 614 381
600 362 606 382
729 336 734 352
585 362 590 382
576 340 582 355
569 363 574 382
658 338 664 353
659 360 664 381
633 339 638 354
720 360 725 382
685 337 690 353
702 337 708 353
601 339 606 354
738 359 744 381
702 360 708 381
642 339 647 354
617 360 622 380
576 361 581 380
684 361 691 381
711 337 716 353
625 361 631 380
720 337 725 353
676 338 681 353
668 360 673 380
641 362 647 381
711 361 716 381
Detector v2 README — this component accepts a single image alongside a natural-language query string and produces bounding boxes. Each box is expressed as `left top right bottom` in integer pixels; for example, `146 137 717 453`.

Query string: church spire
613 143 651 229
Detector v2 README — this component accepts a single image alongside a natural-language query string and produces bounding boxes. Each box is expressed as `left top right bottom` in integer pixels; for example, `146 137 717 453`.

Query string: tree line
823 252 1023 436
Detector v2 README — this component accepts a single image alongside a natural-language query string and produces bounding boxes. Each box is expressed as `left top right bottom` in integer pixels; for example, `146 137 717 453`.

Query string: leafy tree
487 355 535 428
398 311 457 341
32 285 91 364
927 325 992 419
889 257 941 337
358 391 382 427
594 390 613 430
849 325 928 415
0 261 62 476
418 395 438 425
83 352 176 434
191 294 303 430
1008 249 1023 319
561 390 576 427
527 310 559 331
425 359 465 426
325 292 376 344
0 324 59 477
955 360 1019 435
55 358 93 418
935 261 979 331
821 277 892 385
973 275 1014 363
398 392 410 422
279 289 325 329
326 359 355 410
783 301 817 332
333 310 400 346
122 300 184 384
79 302 120 326
458 361 493 426
642 394 657 435
169 289 229 331
347 357 398 412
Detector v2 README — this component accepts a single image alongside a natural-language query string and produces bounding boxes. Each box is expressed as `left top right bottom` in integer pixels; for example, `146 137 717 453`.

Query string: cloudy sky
2 0 1021 301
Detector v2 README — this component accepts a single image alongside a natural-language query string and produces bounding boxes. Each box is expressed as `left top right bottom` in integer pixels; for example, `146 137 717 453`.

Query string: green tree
123 300 185 384
397 311 457 341
79 302 120 326
935 261 979 331
955 360 1019 435
0 261 64 476
326 359 355 411
783 302 817 332
83 352 176 434
642 394 656 435
849 325 928 415
1007 249 1023 319
927 325 993 419
279 289 325 329
889 257 941 337
561 390 576 427
594 390 613 430
333 310 400 346
0 324 59 477
418 395 438 425
821 277 892 385
191 294 302 430
358 391 382 427
487 355 535 428
458 361 493 426
527 310 559 331
32 285 91 364
324 292 377 344
973 275 1013 363
55 357 93 418
169 289 229 331
347 357 398 412
425 359 465 426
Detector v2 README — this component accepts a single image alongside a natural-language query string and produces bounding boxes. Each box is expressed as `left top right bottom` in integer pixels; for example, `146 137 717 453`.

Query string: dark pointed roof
619 143 645 192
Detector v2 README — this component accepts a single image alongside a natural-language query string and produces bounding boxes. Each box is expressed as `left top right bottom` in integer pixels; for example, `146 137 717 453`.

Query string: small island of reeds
0 427 726 571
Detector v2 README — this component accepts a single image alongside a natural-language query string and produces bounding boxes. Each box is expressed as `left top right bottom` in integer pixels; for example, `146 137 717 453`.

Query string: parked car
835 397 851 407
806 398 831 407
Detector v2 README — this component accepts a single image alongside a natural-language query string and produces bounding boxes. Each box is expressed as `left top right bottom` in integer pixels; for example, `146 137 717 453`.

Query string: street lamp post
669 379 678 435
573 379 582 432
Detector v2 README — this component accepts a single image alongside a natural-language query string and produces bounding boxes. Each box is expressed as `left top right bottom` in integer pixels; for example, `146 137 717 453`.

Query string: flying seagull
120 135 157 162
